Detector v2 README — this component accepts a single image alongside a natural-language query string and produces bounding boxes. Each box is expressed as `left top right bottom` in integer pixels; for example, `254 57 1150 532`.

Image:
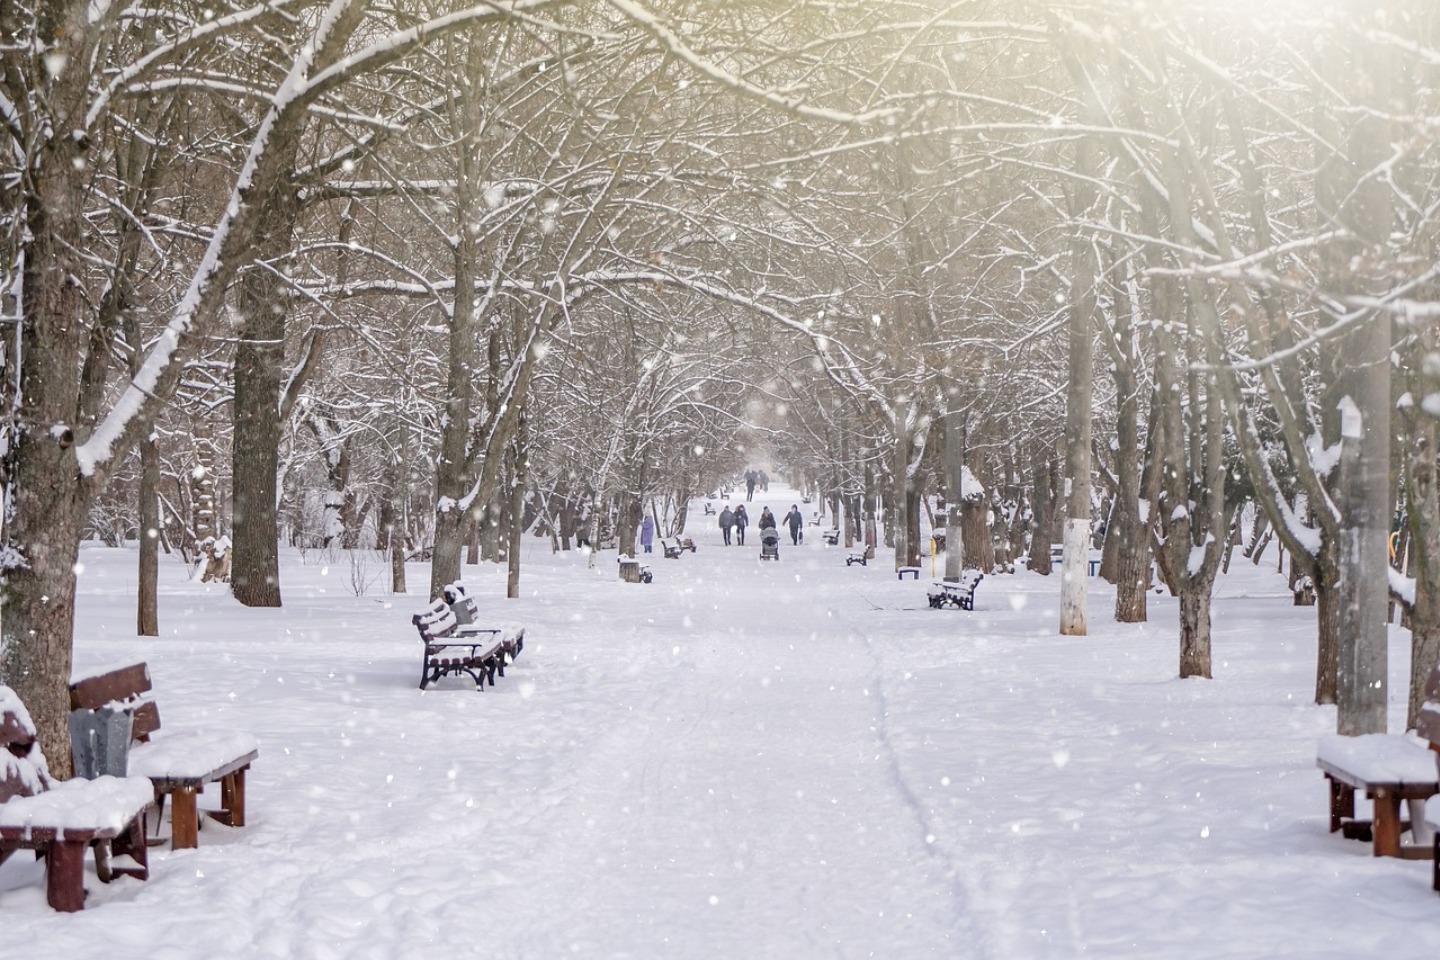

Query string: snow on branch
604 0 901 127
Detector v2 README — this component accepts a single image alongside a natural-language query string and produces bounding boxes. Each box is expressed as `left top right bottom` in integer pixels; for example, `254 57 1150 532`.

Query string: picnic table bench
68 663 259 850
2 686 153 911
1315 666 1440 862
413 584 525 691
928 571 985 610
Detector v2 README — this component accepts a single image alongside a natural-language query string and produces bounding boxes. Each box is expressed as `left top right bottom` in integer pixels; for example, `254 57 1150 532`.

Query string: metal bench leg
171 787 201 849
45 840 88 912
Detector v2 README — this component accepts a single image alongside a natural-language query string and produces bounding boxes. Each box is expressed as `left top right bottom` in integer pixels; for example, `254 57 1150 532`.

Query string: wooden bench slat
70 663 153 711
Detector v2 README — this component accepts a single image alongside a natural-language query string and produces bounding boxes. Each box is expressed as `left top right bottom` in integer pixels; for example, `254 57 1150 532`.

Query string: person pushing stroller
758 507 779 560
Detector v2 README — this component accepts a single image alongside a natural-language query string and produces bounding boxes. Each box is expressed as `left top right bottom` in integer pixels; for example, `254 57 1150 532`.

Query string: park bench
928 571 985 610
897 567 920 580
703 502 716 516
658 537 697 559
1420 679 1440 890
846 552 868 566
821 529 840 546
2 685 153 911
68 664 259 851
414 584 526 691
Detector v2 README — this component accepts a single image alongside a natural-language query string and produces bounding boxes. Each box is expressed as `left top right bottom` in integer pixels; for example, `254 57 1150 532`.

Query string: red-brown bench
69 664 258 850
1317 664 1440 861
413 584 524 691
1 686 153 911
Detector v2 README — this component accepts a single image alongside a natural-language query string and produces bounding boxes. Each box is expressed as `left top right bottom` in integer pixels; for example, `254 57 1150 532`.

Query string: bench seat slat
129 731 259 787
0 774 154 841
1316 733 1439 787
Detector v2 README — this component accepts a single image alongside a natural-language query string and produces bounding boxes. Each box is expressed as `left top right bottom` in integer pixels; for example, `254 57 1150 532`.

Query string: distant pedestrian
640 515 655 554
783 505 803 545
745 470 757 501
734 504 749 545
719 506 735 545
759 470 770 492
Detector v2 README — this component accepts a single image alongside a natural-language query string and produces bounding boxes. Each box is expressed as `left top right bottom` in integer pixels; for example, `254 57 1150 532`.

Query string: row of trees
1 1 1436 771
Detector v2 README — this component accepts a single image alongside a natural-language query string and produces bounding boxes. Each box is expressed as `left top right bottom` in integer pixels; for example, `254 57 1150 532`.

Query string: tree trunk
960 497 994 572
138 435 160 637
944 413 964 581
1059 130 1099 636
1178 576 1214 679
1028 459 1053 575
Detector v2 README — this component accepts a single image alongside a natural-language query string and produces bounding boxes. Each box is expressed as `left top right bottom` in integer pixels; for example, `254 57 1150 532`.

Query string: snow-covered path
5 484 1440 958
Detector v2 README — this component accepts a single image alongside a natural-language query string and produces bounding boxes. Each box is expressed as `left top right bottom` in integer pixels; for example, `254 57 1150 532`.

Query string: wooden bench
821 529 840 546
1317 733 1438 859
1420 678 1440 890
414 599 507 690
928 571 985 610
659 537 696 559
415 585 526 691
2 686 153 911
846 552 867 566
897 566 920 580
69 664 259 851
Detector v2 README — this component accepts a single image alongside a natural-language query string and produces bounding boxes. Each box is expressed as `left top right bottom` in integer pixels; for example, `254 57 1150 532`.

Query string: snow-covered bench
1316 667 1440 862
846 552 868 566
1316 734 1438 858
414 584 525 691
658 537 696 559
820 529 840 546
69 664 259 850
928 571 985 611
2 686 153 911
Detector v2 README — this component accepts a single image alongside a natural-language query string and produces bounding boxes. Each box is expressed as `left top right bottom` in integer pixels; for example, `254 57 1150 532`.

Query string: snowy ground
4 484 1440 958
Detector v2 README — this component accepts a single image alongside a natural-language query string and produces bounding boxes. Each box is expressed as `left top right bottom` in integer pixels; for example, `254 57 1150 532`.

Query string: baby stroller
760 527 780 561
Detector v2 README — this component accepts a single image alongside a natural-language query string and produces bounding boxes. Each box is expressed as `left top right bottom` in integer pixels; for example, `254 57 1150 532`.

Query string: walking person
734 504 749 545
745 470 757 502
719 505 735 545
783 504 804 546
640 515 655 554
758 506 776 532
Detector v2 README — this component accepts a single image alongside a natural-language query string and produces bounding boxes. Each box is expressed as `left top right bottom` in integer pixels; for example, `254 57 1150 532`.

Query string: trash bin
68 706 134 779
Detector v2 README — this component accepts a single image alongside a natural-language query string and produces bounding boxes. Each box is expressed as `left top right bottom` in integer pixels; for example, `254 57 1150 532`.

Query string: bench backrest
960 570 984 591
414 598 458 644
1 689 52 803
69 663 161 743
1417 665 1440 751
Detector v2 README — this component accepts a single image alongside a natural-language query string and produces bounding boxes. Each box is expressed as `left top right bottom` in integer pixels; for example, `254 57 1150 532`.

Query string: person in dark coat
783 505 804 545
734 504 749 545
758 506 776 531
745 470 757 501
719 506 735 545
